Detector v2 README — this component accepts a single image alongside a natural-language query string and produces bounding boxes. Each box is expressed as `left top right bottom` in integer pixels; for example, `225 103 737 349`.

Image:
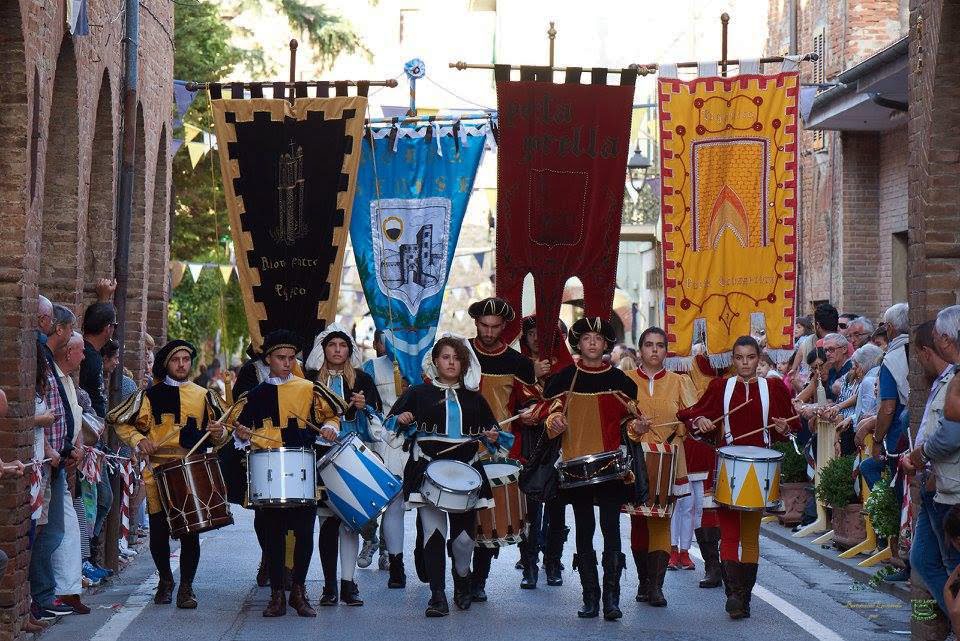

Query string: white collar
265 374 294 386
432 379 461 391
164 376 189 387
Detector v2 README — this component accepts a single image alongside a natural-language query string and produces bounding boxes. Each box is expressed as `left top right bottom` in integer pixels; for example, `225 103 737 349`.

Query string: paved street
37 507 910 641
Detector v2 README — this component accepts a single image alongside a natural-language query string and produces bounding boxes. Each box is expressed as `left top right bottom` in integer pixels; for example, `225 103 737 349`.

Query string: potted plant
814 455 865 549
864 470 899 541
771 441 809 526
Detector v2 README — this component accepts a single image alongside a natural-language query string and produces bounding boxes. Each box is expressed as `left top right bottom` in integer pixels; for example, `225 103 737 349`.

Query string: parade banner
351 122 487 383
210 86 367 350
658 71 799 367
494 66 637 357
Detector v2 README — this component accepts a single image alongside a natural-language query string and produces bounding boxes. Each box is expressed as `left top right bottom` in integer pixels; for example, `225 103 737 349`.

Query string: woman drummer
676 335 795 620
305 324 384 607
543 317 640 621
385 335 513 617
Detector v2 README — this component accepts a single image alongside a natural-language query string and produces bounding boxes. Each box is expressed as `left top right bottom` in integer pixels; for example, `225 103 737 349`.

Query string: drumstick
730 415 801 443
185 431 212 458
712 399 752 425
151 427 184 450
498 411 531 428
436 438 481 456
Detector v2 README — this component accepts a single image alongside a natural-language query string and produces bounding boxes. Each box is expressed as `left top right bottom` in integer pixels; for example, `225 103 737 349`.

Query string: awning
805 37 908 132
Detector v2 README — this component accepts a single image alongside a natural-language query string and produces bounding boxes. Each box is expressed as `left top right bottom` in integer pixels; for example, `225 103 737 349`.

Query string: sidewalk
761 521 910 602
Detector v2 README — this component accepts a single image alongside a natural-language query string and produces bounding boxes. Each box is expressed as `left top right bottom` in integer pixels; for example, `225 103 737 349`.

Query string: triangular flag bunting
474 252 485 269
188 263 203 282
186 141 208 168
219 265 233 284
184 123 202 143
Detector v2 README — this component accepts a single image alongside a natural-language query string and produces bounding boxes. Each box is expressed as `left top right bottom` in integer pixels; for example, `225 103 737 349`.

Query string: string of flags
170 261 236 289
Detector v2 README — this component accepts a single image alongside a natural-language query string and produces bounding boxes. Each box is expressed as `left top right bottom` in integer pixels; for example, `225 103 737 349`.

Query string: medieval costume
544 317 638 621
516 314 572 589
385 336 514 617
677 370 794 619
223 330 347 618
109 340 226 609
361 353 408 587
468 298 542 597
304 325 384 606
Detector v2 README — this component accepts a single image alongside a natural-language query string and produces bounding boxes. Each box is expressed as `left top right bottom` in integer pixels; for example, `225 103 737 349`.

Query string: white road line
89 541 197 641
689 547 846 641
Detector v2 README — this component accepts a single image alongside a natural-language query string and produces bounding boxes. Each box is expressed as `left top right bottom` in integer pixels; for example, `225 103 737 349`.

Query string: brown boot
263 589 286 617
256 554 269 588
176 585 198 609
721 560 747 619
647 551 668 607
288 584 316 617
23 618 46 633
154 578 175 605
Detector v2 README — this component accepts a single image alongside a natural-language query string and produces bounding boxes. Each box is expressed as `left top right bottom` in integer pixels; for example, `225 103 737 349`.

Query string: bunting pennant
219 265 233 284
494 65 637 357
184 123 203 143
658 71 799 368
351 122 487 383
186 141 208 168
474 252 485 269
187 263 204 283
211 90 367 350
174 80 200 129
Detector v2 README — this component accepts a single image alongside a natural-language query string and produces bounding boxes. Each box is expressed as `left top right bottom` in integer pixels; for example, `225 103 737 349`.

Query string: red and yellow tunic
543 363 638 461
471 339 541 459
626 367 698 493
683 355 726 480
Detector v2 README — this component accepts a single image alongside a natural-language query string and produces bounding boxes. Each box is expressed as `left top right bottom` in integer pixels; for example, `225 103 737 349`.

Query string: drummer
677 335 795 620
543 317 639 621
305 324 384 607
108 339 228 609
385 335 513 617
624 327 698 608
467 298 546 595
224 329 347 618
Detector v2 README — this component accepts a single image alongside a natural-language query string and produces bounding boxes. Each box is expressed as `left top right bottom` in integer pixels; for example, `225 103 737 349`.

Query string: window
891 232 908 303
811 27 826 152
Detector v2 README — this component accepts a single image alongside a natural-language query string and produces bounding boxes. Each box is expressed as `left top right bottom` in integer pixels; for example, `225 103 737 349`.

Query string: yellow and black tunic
471 340 541 459
109 379 226 514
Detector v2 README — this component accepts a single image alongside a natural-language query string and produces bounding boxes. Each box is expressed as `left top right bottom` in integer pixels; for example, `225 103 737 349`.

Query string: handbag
519 430 562 503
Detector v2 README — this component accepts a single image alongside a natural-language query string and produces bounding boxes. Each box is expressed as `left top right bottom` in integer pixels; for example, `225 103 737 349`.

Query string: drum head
718 445 783 461
426 460 482 491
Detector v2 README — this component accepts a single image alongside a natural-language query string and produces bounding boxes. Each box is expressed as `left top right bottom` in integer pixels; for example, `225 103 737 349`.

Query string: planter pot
830 503 867 550
777 482 812 526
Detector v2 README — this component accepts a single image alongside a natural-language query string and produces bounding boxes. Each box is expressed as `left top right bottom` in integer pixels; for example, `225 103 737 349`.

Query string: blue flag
351 123 488 384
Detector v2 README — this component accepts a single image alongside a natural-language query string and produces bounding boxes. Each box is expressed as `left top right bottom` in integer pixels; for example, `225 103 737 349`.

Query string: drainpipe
105 0 138 572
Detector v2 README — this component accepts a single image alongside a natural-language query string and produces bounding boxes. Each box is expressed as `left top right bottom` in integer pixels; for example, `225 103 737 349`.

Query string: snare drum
476 460 527 547
316 433 402 532
557 450 630 490
714 445 783 511
247 447 317 507
420 460 483 513
156 452 234 538
623 442 678 519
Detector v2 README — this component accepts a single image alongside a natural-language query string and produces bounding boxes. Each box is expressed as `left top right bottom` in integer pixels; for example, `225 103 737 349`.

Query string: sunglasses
838 323 848 330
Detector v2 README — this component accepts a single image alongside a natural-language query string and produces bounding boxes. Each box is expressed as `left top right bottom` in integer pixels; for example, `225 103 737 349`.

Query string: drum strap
722 377 770 445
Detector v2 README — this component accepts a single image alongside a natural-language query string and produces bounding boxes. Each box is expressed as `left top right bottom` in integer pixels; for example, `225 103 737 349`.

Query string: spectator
610 343 630 367
847 316 876 350
821 333 852 402
814 303 839 339
871 323 889 351
143 333 156 388
30 304 77 621
904 310 960 615
788 315 817 383
874 304 911 459
37 295 53 338
848 344 884 427
838 313 859 340
824 343 881 455
80 302 116 418
101 339 138 401
617 355 638 371
49 331 89 615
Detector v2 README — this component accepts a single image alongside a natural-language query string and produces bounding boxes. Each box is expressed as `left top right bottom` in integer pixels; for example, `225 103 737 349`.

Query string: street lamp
627 144 652 193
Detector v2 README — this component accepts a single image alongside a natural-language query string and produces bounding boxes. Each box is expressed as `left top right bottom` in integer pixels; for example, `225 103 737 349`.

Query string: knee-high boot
740 562 758 618
695 527 722 588
574 552 600 618
632 549 649 602
647 550 669 607
601 551 625 621
721 560 747 619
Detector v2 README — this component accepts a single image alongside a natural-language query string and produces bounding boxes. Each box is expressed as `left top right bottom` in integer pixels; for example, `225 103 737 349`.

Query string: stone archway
83 69 117 298
38 36 82 307
146 125 170 343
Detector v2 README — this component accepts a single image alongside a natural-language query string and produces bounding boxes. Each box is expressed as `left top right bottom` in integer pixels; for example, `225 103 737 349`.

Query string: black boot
318 580 338 606
388 553 407 589
154 576 175 605
543 535 564 586
696 527 722 589
632 549 649 602
721 560 747 619
471 547 493 602
647 550 668 607
340 579 363 606
425 589 449 617
176 584 198 609
256 553 270 588
601 551 625 621
740 562 758 618
520 540 538 589
574 552 600 618
452 570 473 610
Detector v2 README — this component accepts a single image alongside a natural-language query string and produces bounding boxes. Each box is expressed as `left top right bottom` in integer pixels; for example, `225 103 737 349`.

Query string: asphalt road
36 507 911 641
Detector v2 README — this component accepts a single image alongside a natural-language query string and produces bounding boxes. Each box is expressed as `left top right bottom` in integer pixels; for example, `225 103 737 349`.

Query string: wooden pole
288 39 298 104
548 22 557 67
720 13 730 77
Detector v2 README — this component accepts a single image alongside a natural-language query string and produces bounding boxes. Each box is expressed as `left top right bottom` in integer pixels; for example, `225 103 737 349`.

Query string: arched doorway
83 69 116 300
39 36 82 306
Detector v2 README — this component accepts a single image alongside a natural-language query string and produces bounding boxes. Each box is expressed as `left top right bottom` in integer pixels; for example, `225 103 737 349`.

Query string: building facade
0 2 173 637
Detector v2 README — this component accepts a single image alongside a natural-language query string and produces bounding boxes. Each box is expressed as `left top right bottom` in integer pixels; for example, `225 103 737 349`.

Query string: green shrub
864 471 899 537
772 441 807 484
814 455 858 508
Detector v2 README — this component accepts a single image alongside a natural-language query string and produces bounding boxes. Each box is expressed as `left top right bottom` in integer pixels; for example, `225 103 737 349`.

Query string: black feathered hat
153 339 197 381
568 317 617 352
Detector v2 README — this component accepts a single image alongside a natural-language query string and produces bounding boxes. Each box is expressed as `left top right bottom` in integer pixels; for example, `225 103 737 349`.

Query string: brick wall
877 125 909 308
838 131 882 318
0 2 173 638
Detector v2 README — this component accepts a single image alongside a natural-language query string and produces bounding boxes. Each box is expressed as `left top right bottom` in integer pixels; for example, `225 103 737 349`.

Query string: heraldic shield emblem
371 197 452 316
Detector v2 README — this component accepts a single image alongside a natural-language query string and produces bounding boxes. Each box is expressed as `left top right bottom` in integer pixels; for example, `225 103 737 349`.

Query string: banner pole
288 39 298 104
721 13 730 77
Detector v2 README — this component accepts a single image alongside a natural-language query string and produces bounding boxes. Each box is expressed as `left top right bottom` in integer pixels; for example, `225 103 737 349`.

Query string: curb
761 522 911 603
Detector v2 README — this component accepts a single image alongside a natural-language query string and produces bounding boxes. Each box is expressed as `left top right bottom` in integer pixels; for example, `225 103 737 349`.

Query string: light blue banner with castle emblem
351 121 490 384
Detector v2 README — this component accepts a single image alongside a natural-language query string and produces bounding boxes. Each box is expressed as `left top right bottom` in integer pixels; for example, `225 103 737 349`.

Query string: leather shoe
56 595 90 615
425 589 449 617
340 579 363 606
176 586 198 609
289 584 316 617
262 589 286 617
154 578 175 605
319 584 338 606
